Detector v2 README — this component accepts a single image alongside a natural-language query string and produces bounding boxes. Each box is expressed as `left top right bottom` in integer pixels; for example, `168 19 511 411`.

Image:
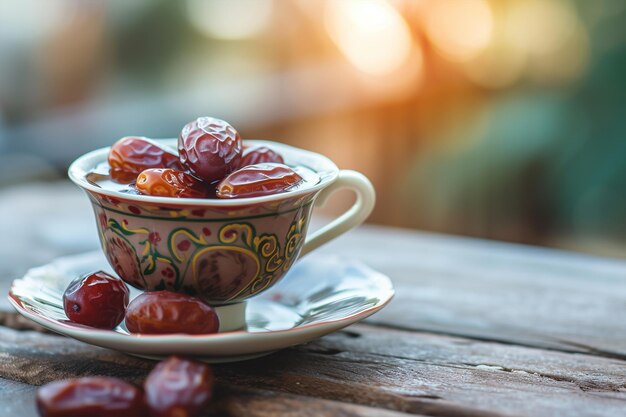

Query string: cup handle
300 170 376 257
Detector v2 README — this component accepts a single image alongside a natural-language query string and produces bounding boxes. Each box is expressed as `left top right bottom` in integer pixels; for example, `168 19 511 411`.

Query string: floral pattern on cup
93 192 313 305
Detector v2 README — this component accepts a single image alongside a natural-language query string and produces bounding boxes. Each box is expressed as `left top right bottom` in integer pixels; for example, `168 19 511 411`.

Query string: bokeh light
186 0 274 40
463 39 526 89
527 21 589 84
504 0 589 84
324 0 414 76
422 0 493 62
506 0 577 57
462 0 588 87
0 0 623 257
0 0 66 42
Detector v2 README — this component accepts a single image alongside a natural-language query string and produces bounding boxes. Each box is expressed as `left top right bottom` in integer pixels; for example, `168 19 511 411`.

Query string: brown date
136 168 210 198
178 117 242 183
144 356 214 417
125 291 219 334
239 145 284 168
109 136 182 183
36 377 147 417
216 163 303 198
63 271 129 329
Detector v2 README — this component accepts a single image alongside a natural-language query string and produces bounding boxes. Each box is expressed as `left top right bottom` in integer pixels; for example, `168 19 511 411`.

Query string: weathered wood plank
0 310 48 332
0 378 39 417
0 326 153 385
0 183 99 313
213 388 423 417
1 324 626 417
320 225 626 357
0 378 417 417
221 325 626 417
0 325 420 417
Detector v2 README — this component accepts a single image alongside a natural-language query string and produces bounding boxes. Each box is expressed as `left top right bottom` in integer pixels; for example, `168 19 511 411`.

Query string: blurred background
0 0 624 258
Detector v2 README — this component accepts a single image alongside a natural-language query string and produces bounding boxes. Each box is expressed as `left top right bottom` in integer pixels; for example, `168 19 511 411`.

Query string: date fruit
125 291 219 334
109 136 182 183
63 271 129 329
239 145 284 168
178 117 242 183
36 377 147 417
216 163 303 198
144 356 214 417
136 168 210 198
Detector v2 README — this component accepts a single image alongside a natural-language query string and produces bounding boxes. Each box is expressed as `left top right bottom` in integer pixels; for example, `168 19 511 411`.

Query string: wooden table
1 183 626 416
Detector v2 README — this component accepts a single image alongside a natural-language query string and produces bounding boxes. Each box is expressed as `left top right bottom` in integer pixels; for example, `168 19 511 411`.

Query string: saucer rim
7 287 394 345
7 255 394 353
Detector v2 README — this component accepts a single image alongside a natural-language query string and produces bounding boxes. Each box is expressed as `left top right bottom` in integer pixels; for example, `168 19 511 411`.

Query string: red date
63 271 129 329
109 136 182 183
144 356 214 417
125 291 219 335
136 168 210 198
36 377 147 417
239 146 284 168
178 117 242 183
216 163 303 198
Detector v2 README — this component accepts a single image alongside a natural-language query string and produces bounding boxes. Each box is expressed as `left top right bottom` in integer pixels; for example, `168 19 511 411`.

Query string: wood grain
0 378 39 417
319 226 626 357
0 377 418 417
213 388 423 417
0 183 99 312
2 324 626 417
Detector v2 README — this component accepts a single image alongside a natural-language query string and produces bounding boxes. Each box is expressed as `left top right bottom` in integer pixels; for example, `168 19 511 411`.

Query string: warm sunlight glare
324 0 414 76
464 41 526 88
505 0 588 84
507 0 577 56
423 0 493 62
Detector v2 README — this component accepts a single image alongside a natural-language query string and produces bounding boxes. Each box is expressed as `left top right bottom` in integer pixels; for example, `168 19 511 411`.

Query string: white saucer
8 252 394 363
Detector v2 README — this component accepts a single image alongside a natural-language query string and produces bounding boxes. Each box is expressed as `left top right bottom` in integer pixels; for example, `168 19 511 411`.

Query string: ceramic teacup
69 140 375 313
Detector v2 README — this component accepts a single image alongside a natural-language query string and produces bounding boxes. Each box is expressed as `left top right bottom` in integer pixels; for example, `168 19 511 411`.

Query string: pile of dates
108 116 303 198
37 356 214 417
63 270 219 334
55 272 220 415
